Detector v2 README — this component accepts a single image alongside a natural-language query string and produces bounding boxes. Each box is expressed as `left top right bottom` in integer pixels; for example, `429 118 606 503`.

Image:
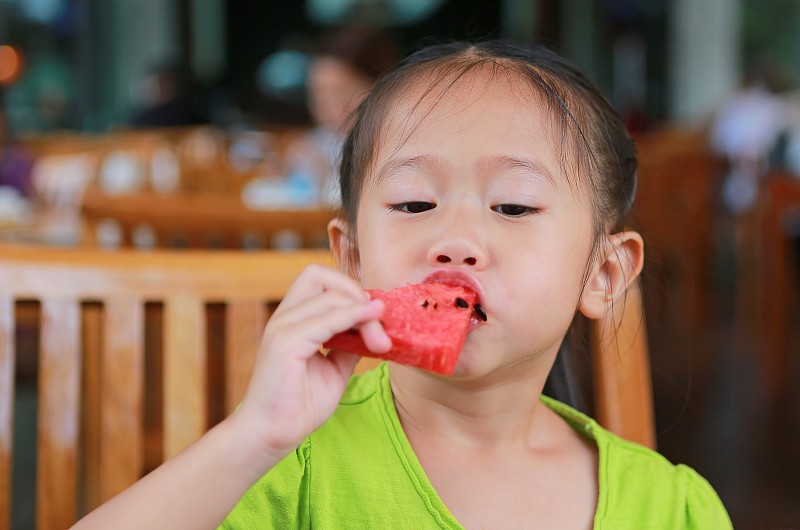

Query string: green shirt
221 363 732 529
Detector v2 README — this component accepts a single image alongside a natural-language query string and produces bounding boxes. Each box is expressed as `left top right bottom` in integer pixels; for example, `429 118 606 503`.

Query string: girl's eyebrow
374 154 448 183
374 154 556 186
478 154 556 186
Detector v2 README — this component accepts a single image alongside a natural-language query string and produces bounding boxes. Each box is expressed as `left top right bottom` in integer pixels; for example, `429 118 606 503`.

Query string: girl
76 40 731 529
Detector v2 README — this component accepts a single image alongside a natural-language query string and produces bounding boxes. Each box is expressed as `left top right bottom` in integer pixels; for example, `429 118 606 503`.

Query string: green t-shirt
221 363 731 529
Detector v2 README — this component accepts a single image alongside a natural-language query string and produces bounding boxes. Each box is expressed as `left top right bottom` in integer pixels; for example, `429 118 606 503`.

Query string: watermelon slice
323 283 478 375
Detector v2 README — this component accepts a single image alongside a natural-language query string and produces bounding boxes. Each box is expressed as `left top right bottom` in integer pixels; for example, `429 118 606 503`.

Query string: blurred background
1 0 799 528
2 0 788 134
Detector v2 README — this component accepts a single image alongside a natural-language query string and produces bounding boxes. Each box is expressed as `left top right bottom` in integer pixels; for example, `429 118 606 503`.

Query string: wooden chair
753 172 800 403
0 245 653 529
632 127 721 377
589 279 655 449
0 245 333 529
80 189 335 249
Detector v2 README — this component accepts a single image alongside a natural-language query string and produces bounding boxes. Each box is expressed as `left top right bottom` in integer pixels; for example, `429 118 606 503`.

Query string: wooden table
80 188 337 249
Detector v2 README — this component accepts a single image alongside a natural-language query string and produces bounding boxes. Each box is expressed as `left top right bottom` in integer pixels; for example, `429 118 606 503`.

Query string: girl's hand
72 265 390 529
233 264 391 467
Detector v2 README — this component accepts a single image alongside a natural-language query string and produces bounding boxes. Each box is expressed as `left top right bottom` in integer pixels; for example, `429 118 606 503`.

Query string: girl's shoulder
540 395 733 529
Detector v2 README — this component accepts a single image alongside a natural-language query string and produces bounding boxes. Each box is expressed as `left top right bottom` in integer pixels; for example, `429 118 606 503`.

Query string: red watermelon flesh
323 282 478 375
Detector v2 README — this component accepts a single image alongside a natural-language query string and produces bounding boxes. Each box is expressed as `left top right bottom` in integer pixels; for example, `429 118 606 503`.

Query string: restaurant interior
1 0 799 528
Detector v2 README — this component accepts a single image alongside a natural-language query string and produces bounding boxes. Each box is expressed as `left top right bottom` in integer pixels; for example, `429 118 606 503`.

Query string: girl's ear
327 217 361 280
578 231 644 319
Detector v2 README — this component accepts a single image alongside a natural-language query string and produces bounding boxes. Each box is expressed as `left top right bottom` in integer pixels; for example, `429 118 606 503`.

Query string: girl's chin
443 353 492 380
446 350 543 382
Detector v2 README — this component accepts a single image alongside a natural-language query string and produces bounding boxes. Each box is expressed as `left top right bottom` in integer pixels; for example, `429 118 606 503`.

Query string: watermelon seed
474 304 487 321
455 297 469 308
422 300 429 308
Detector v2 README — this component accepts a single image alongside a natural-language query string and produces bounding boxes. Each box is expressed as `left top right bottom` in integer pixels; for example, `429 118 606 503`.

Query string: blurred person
0 98 34 197
131 62 206 128
709 67 785 214
0 99 34 227
769 89 800 176
283 27 399 206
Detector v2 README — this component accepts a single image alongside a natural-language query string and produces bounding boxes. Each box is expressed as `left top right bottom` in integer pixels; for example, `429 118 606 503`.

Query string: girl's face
352 71 597 378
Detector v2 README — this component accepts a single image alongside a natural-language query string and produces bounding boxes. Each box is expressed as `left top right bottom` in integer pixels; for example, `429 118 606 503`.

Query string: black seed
433 302 438 309
379 320 385 327
455 297 469 308
474 304 487 321
422 300 429 308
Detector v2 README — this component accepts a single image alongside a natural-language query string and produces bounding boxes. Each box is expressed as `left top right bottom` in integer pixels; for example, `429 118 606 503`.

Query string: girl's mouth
473 303 487 322
467 308 486 331
422 269 487 326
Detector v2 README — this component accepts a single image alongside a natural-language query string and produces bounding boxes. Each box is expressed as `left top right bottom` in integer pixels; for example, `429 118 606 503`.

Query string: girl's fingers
257 264 392 375
324 349 361 379
270 265 393 354
356 316 392 353
272 289 379 330
277 264 367 312
273 291 392 353
280 298 385 347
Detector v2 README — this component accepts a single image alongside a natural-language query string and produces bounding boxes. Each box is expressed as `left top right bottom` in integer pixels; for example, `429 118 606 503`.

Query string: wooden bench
0 246 333 528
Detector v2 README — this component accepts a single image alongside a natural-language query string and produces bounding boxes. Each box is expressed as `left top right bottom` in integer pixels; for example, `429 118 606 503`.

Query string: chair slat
80 303 102 512
36 299 81 530
163 296 206 459
100 299 145 503
0 296 13 530
224 301 266 414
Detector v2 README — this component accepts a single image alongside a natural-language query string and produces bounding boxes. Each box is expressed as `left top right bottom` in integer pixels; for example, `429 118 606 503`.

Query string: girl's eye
492 204 539 217
389 201 436 214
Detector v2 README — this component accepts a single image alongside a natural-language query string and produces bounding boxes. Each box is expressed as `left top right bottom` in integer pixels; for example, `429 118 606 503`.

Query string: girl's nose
426 234 487 269
435 254 477 266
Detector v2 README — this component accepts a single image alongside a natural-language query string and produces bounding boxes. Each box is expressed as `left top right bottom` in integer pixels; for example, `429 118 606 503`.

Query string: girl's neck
389 359 554 451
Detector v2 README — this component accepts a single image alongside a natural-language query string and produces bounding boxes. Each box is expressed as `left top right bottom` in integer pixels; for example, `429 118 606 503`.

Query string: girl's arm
73 265 389 529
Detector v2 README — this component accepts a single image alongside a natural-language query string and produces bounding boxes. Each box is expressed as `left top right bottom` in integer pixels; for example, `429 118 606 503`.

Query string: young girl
76 40 732 529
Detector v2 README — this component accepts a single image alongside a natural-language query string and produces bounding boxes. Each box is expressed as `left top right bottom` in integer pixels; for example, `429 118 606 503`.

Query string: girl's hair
338 39 637 251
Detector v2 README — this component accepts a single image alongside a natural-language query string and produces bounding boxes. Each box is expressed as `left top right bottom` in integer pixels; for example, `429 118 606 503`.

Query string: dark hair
338 40 637 255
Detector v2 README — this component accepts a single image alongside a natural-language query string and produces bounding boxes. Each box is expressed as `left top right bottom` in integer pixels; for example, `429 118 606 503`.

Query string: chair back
0 245 332 529
632 128 720 352
0 245 655 529
754 171 800 402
